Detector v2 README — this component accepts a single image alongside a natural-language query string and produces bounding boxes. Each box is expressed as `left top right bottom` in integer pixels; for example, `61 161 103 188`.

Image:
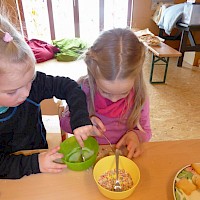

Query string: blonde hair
0 7 35 75
79 28 147 130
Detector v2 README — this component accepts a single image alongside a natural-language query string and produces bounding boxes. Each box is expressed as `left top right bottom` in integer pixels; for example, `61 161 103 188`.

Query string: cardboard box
184 52 200 66
182 3 200 25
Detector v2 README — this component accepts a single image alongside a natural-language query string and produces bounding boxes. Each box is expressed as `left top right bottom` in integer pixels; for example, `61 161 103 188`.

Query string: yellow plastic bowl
93 155 140 200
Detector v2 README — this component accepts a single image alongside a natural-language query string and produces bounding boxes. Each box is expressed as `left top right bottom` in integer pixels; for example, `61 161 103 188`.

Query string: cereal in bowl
98 169 133 191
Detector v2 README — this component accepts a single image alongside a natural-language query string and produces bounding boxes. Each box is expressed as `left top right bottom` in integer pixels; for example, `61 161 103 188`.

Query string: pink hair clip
3 32 13 43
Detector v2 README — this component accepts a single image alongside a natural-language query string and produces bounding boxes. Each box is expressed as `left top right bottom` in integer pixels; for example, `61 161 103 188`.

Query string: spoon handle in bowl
115 149 120 180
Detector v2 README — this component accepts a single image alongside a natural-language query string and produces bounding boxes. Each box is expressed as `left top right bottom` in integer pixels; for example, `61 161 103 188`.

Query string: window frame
17 0 133 40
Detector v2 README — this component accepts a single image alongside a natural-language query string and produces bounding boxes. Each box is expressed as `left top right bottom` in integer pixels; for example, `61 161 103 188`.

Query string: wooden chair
41 98 67 141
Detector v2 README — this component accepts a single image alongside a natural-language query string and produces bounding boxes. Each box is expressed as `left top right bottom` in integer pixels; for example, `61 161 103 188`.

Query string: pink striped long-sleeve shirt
60 80 152 144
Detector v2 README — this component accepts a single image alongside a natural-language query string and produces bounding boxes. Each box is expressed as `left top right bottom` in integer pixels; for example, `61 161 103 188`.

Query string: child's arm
59 105 72 134
116 98 152 159
0 147 66 179
60 110 104 146
33 72 96 145
0 151 40 179
132 98 152 142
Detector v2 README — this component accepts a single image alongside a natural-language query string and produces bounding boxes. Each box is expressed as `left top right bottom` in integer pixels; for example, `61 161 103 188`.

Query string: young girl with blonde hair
0 11 98 179
60 28 152 159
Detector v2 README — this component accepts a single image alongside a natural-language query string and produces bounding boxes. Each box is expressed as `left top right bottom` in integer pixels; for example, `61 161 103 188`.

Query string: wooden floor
36 52 200 142
144 52 200 141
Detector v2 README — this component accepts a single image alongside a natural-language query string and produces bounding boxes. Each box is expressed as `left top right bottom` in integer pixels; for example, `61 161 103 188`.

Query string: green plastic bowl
59 136 99 171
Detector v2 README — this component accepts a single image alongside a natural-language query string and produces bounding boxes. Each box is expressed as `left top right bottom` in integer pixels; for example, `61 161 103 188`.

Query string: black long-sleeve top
0 71 92 179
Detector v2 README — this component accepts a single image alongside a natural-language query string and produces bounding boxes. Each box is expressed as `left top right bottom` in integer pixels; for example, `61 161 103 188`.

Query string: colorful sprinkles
98 169 133 191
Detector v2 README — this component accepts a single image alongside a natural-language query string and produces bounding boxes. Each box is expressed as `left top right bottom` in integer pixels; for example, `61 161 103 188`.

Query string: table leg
150 54 169 84
149 54 155 83
163 57 169 83
177 30 188 67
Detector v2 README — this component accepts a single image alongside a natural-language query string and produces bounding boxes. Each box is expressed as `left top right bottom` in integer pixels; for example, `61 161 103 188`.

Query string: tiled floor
36 52 200 142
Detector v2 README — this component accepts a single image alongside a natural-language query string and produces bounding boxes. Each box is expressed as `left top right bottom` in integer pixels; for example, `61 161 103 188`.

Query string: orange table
1 137 200 200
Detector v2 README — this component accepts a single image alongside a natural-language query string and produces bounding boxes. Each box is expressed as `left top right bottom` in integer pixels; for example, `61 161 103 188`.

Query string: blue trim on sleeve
26 98 47 145
38 107 46 145
0 98 46 145
0 107 18 122
26 98 40 107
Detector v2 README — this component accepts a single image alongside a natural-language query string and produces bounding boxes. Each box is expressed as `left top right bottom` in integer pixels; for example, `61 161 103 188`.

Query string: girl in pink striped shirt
60 28 152 159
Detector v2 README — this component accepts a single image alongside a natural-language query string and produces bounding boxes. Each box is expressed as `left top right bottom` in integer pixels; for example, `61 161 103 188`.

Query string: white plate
173 163 200 200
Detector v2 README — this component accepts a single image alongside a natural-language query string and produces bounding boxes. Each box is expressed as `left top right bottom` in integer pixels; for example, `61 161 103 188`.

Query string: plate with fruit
173 163 200 200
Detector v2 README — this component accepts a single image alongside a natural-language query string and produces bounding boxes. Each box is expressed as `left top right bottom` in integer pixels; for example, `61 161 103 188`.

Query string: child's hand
73 125 102 147
116 131 143 159
73 117 105 147
73 125 94 147
38 146 66 173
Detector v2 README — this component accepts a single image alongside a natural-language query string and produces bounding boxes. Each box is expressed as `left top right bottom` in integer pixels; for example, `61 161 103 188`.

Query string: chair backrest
41 98 58 115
